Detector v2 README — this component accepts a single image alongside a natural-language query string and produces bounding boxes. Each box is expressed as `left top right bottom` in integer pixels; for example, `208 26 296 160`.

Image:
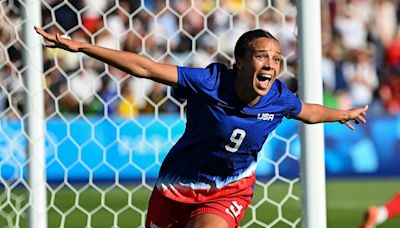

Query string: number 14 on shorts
225 201 243 218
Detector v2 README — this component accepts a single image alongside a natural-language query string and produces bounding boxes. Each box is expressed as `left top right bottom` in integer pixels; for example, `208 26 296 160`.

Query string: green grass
1 178 399 227
326 178 400 228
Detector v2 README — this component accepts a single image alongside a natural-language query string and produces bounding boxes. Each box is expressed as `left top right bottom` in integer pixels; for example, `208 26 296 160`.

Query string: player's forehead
248 37 281 55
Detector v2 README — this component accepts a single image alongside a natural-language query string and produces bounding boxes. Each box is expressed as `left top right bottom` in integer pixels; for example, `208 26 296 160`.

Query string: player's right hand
339 105 368 130
34 26 81 52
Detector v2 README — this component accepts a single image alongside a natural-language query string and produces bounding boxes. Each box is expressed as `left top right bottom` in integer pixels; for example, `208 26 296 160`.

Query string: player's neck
233 75 260 107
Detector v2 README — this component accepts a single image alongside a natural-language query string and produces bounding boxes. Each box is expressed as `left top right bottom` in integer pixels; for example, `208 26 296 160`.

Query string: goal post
22 0 48 227
297 0 327 228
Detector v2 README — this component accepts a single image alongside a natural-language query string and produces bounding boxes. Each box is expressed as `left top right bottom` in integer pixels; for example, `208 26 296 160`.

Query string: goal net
0 0 301 227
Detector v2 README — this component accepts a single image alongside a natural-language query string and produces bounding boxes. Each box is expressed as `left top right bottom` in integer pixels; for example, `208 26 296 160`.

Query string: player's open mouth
256 74 272 89
257 74 272 82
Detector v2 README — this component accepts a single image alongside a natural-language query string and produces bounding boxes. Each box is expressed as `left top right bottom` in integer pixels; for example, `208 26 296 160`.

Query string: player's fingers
34 26 55 42
358 106 368 117
55 33 62 42
345 121 355 130
34 26 44 35
354 105 368 116
34 27 61 49
349 110 366 120
44 43 58 48
362 110 367 116
357 116 367 123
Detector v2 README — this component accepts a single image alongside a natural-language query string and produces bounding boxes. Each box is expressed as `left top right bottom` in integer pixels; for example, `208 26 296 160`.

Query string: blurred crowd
0 0 399 119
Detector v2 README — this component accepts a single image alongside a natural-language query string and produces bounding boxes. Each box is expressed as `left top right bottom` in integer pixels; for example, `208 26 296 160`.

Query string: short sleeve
174 63 226 99
280 82 302 119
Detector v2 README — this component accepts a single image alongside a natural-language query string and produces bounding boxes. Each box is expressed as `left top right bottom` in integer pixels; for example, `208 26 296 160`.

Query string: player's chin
254 86 271 96
254 79 274 96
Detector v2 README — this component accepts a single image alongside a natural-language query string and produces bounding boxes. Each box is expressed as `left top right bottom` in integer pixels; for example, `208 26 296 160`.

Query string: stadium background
0 0 399 227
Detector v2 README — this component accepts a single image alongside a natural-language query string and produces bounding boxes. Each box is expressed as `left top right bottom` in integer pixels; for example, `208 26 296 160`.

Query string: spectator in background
246 0 267 15
322 43 340 109
82 0 107 33
190 34 218 67
321 0 333 46
106 1 130 39
379 71 400 114
322 37 351 109
0 64 24 118
116 78 138 118
259 11 280 38
44 68 64 116
370 0 398 76
0 4 25 118
155 1 180 51
343 46 379 107
96 29 119 51
69 58 103 114
140 82 180 114
386 28 400 70
277 9 298 58
97 68 120 116
333 0 370 50
372 0 398 49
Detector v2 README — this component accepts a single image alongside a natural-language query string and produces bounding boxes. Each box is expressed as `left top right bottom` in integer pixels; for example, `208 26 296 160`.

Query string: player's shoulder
205 63 230 75
270 79 285 93
200 63 232 86
178 62 230 79
273 79 295 94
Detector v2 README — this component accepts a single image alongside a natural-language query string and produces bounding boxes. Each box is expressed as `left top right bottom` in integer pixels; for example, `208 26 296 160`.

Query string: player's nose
262 65 272 71
263 58 273 69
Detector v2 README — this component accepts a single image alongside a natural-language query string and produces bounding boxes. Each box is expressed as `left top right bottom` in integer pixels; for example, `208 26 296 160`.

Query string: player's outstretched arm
295 103 368 130
34 26 178 87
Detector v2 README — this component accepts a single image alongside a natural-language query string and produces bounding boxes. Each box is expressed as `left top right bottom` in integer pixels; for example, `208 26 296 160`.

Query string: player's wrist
339 110 350 123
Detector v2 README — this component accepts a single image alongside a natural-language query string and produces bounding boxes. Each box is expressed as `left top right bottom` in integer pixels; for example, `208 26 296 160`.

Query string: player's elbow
297 116 319 124
296 107 320 124
303 117 320 124
133 67 151 79
121 55 156 79
296 103 326 124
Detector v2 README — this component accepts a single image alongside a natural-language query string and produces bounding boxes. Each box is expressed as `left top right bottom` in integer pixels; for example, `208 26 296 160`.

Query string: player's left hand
339 105 368 130
34 26 81 52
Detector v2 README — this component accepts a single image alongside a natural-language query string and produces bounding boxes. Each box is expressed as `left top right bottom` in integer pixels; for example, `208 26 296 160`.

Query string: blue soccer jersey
156 63 302 203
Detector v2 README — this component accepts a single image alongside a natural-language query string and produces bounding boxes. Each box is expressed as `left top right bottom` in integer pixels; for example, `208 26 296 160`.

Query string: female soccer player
35 27 368 228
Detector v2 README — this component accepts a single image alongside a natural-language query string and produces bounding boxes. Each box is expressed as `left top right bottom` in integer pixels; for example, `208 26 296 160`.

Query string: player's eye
255 54 267 60
273 56 281 63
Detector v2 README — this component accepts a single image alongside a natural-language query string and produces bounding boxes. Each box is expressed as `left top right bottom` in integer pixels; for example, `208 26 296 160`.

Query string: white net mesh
0 0 300 227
